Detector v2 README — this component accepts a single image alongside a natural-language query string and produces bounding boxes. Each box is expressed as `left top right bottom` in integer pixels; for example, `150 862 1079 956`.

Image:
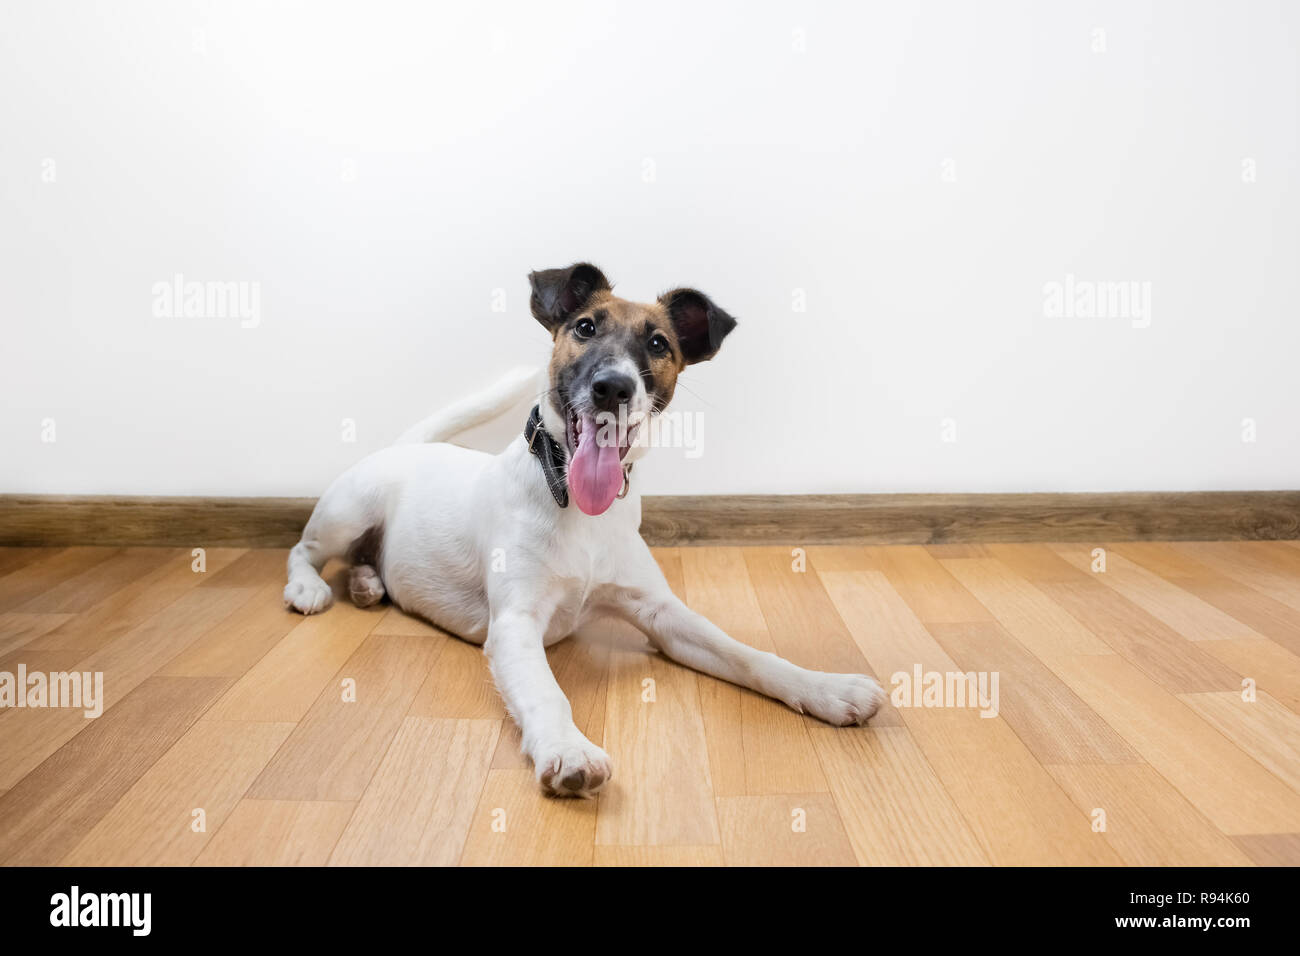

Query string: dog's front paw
797 672 887 726
283 577 334 615
532 736 612 798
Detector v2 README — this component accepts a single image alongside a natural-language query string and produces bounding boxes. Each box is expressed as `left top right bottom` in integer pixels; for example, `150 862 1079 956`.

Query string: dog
284 263 886 797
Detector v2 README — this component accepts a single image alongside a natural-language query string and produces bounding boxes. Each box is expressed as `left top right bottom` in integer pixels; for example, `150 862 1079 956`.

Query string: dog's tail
393 365 544 445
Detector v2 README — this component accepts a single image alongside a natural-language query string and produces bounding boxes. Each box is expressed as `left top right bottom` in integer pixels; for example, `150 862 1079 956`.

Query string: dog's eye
574 318 596 339
648 333 669 355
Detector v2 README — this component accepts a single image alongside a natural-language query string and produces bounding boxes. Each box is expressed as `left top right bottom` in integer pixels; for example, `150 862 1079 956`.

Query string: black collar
525 405 570 508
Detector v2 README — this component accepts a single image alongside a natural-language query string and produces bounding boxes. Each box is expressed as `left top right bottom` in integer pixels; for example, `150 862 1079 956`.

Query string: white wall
3 0 1297 497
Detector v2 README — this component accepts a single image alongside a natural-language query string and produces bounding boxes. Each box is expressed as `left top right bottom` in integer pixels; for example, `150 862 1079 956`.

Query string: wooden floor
1 541 1298 866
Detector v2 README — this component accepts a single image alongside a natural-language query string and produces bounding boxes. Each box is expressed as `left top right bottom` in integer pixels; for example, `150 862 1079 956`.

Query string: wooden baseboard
0 495 316 549
638 491 1300 545
1 491 1296 548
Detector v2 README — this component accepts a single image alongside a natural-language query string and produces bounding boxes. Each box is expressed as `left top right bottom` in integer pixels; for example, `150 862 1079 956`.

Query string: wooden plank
806 546 888 572
460 769 597 866
16 548 181 613
62 720 294 865
1180 542 1300 613
594 621 720 847
26 548 247 655
1230 833 1300 866
985 542 1102 584
203 597 383 722
197 548 290 588
1045 765 1253 866
491 719 529 770
1198 638 1300 714
0 585 256 790
247 632 443 801
156 584 298 678
680 548 769 644
681 547 828 795
1051 545 1268 641
872 545 995 624
0 612 75 658
742 547 901 729
194 800 357 866
924 544 992 559
939 558 1113 660
1109 541 1223 580
0 676 230 865
0 547 56 580
883 549 1136 763
692 678 746 797
328 717 499 866
899 706 1119 865
547 635 610 752
404 632 500 719
651 546 686 597
0 647 86 678
370 607 443 637
1177 690 1300 793
808 726 988 865
1116 542 1300 656
1048 652 1300 835
593 846 725 866
7 491 1298 548
818 570 1118 864
1031 578 1243 693
0 547 120 613
926 621 1138 764
1215 540 1300 577
715 793 857 866
816 570 966 680
652 548 759 798
80 587 257 709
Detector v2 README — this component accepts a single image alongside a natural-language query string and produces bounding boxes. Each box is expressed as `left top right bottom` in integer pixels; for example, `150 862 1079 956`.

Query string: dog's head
529 262 737 516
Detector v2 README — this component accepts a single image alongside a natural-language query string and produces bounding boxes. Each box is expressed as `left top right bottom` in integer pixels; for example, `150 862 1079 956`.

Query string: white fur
393 364 541 445
286 367 885 797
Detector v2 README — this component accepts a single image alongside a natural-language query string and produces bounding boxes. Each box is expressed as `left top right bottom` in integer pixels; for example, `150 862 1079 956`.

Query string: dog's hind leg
348 564 386 608
344 525 387 608
285 475 380 615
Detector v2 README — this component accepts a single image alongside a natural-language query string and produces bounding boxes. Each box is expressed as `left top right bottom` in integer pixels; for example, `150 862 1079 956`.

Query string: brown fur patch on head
529 263 737 423
547 290 685 415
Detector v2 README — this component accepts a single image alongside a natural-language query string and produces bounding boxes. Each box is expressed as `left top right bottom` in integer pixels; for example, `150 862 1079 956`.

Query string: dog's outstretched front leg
612 553 885 726
485 607 611 798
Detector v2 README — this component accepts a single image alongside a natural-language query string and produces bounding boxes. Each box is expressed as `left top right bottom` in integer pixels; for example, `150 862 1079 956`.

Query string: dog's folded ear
659 289 738 364
529 263 611 332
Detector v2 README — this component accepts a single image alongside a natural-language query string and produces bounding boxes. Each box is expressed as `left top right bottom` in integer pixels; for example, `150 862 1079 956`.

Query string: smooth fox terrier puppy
285 263 885 797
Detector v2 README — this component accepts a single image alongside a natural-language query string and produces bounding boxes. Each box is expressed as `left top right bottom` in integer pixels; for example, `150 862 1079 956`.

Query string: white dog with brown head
285 263 885 797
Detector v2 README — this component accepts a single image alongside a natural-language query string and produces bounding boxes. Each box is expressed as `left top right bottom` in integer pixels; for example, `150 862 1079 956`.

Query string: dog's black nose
590 371 635 412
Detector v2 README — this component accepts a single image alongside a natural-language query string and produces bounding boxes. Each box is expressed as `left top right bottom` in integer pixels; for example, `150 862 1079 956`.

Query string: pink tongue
568 413 624 515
